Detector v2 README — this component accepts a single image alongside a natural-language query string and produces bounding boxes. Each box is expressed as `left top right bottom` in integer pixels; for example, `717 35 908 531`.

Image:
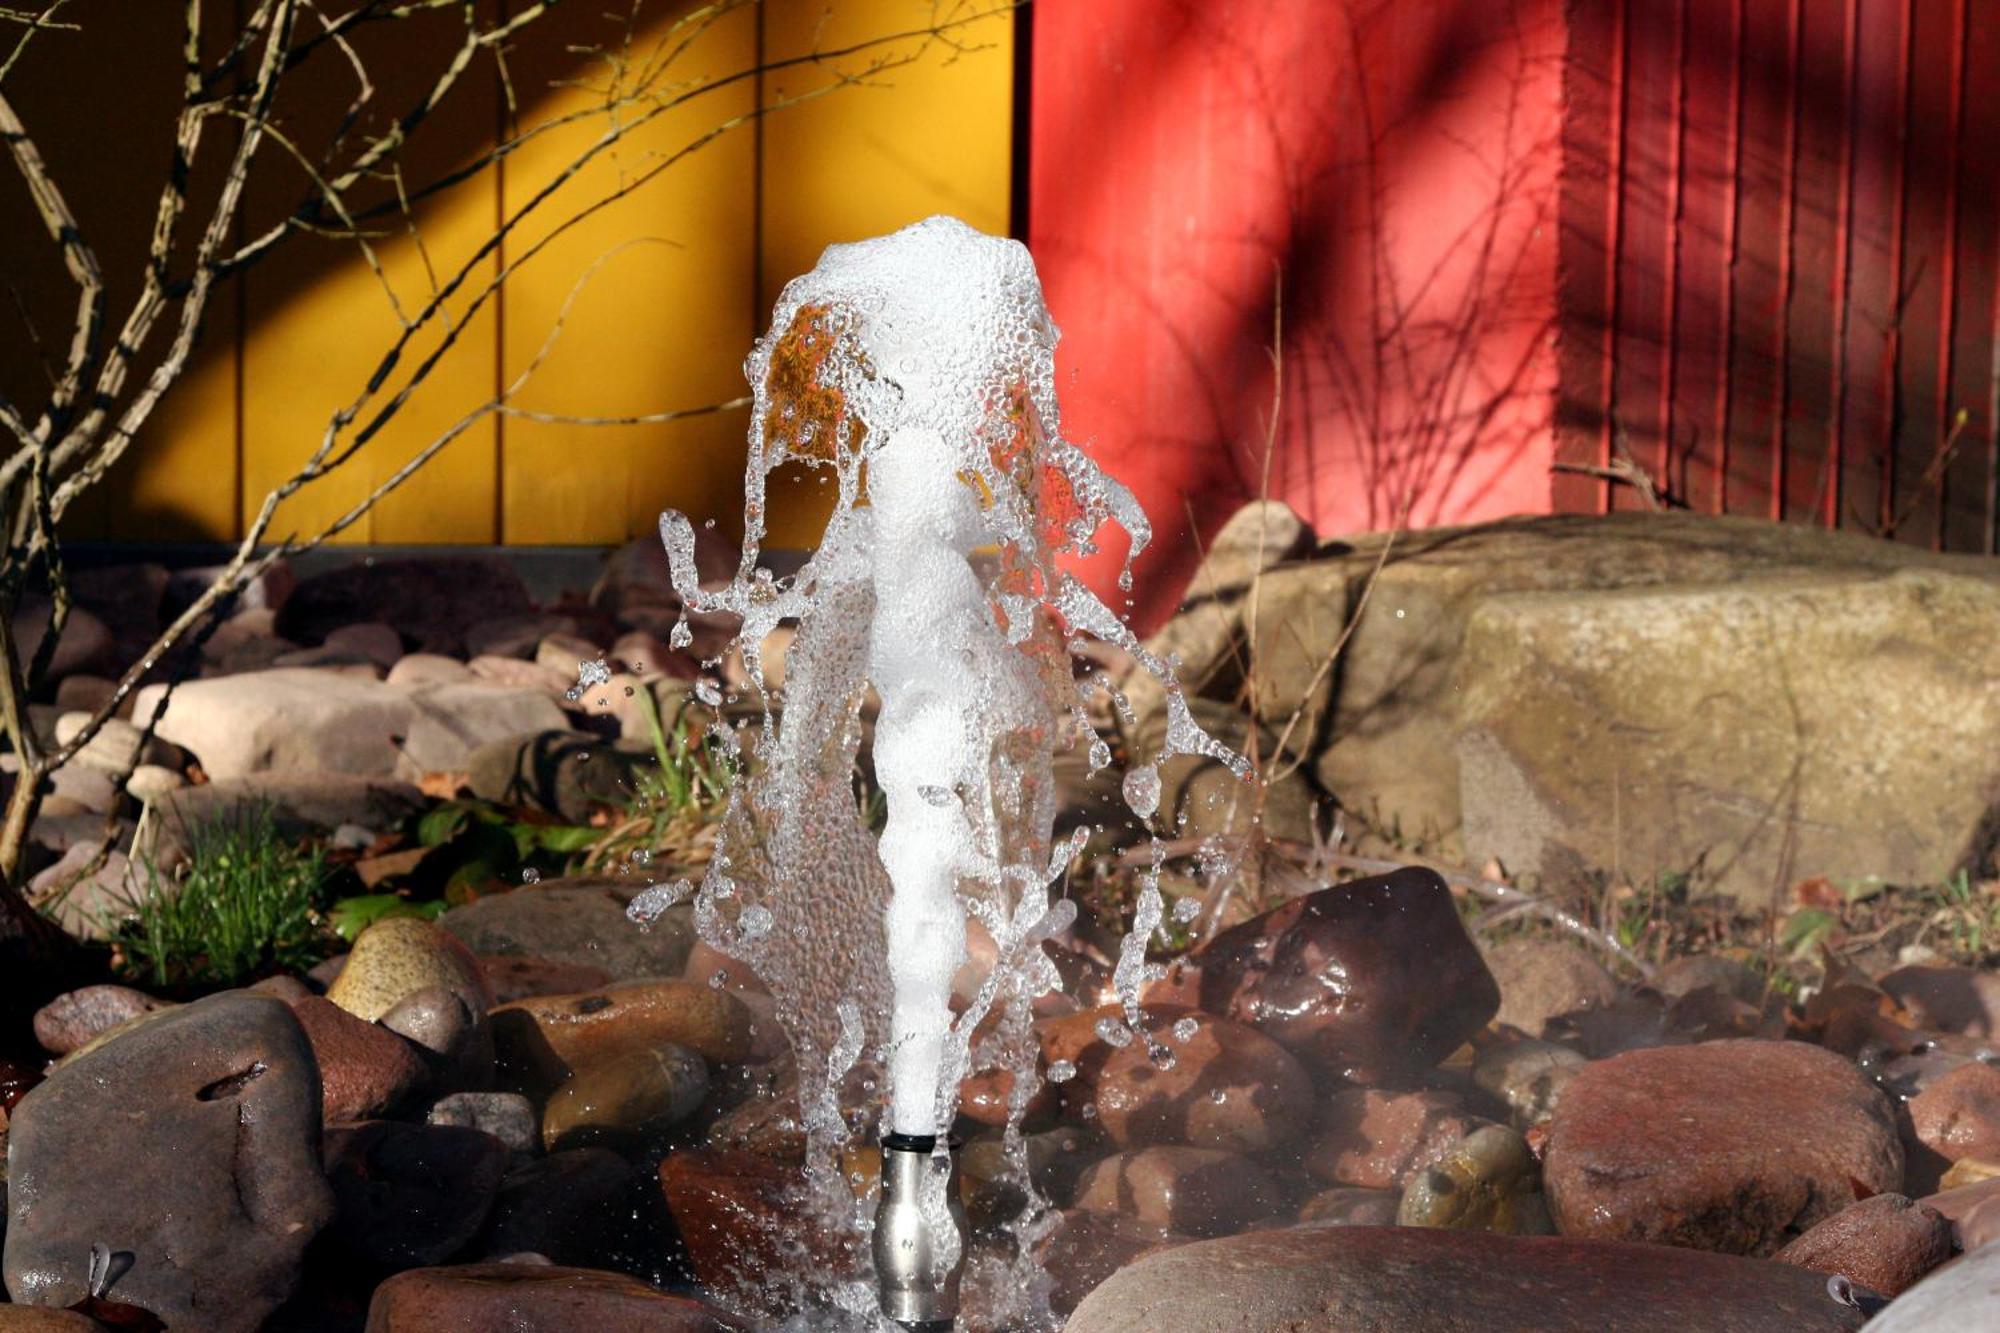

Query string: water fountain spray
649 216 1243 1328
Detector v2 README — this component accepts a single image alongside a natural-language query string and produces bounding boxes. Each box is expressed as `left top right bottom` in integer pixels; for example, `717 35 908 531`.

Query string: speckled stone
1063 1226 1868 1333
1772 1193 1954 1298
1397 1124 1552 1234
327 917 494 1023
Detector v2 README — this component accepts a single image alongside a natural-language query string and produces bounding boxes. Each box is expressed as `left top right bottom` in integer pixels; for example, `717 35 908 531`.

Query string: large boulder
1542 1039 1903 1255
2 993 334 1331
1063 1225 1866 1332
441 882 697 982
131 670 567 781
1220 513 2000 901
1194 867 1499 1084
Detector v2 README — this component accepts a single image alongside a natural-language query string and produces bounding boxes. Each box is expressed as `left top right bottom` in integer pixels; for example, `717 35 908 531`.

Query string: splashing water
657 216 1243 1325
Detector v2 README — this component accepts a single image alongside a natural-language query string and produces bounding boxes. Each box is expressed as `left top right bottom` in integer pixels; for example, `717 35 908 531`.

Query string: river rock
1879 966 2000 1038
658 1149 853 1305
1543 1038 1903 1255
1857 1238 2000 1331
1472 1037 1587 1126
0 1310 110 1331
1772 1194 1954 1298
1072 1146 1283 1238
31 984 174 1056
481 1149 661 1273
381 986 494 1092
130 669 567 782
441 881 696 982
386 653 474 687
1195 866 1499 1083
1485 938 1618 1036
364 1262 721 1331
1091 1011 1312 1153
329 917 494 1023
139 774 425 872
276 556 531 655
427 1091 540 1157
462 732 660 823
1919 1175 2000 1252
1298 1186 1402 1226
323 1121 509 1268
541 1044 709 1150
1 992 334 1331
1062 1224 1868 1333
1307 1086 1485 1189
290 995 429 1123
491 981 751 1095
478 955 616 1004
1906 1061 2000 1166
1397 1124 1550 1233
1032 1209 1192 1319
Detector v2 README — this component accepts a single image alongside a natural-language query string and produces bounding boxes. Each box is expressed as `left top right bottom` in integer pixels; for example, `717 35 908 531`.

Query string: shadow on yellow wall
4 1 1013 551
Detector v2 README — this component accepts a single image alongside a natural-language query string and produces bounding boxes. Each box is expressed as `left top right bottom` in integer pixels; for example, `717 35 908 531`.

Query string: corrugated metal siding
1555 0 2000 552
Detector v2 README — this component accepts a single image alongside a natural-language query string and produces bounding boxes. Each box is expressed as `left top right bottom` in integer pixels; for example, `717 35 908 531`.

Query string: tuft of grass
104 806 334 989
582 685 735 873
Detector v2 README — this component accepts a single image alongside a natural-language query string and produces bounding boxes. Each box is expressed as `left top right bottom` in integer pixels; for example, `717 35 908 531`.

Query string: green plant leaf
530 824 600 854
327 894 447 942
416 803 470 848
1781 907 1837 953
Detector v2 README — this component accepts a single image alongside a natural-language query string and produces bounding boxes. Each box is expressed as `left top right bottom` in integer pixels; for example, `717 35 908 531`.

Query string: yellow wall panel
498 3 759 548
757 0 1016 546
238 10 502 546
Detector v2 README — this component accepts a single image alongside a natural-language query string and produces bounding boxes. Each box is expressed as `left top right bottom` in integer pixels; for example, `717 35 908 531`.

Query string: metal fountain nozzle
873 1132 967 1331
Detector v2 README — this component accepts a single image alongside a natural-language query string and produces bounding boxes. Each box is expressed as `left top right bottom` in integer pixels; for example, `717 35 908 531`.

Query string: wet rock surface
1772 1194 1954 1299
1194 867 1499 1083
2 993 334 1332
364 1262 724 1331
323 1121 509 1268
441 882 695 982
1063 1225 1869 1332
1397 1124 1551 1234
1543 1039 1903 1254
1090 1011 1312 1153
1072 1146 1284 1237
1306 1086 1484 1190
290 995 430 1124
490 981 751 1094
540 1043 709 1150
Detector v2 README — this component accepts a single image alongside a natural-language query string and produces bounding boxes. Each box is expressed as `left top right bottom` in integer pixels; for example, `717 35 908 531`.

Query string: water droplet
521 867 540 885
1095 1017 1133 1048
696 679 722 707
1172 1016 1199 1042
1047 1059 1077 1084
1209 1087 1228 1104
1172 897 1201 924
625 879 692 927
918 784 953 808
669 621 693 650
1121 766 1161 819
1147 1041 1177 1071
709 970 729 989
739 904 774 939
1079 1102 1098 1120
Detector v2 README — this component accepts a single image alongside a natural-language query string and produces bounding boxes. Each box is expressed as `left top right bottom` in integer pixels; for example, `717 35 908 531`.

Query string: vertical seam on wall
1600 0 1630 514
1715 0 1744 515
493 0 509 545
1826 0 1858 530
752 0 766 337
1008 0 1033 242
1881 0 1911 532
1933 0 1967 547
1772 0 1802 520
1662 0 1687 500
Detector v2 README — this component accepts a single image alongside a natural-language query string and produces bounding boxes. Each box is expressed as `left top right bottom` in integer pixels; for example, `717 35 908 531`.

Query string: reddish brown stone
32 986 174 1057
1772 1193 1954 1298
1919 1174 2000 1253
1193 867 1499 1083
657 1149 859 1306
491 982 751 1096
1906 1060 2000 1164
1063 1227 1868 1333
1543 1039 1903 1256
1071 1146 1284 1238
958 1063 1057 1128
478 955 615 1005
1879 966 2000 1039
364 1262 721 1331
1305 1086 1482 1190
1032 1209 1192 1318
290 995 428 1124
1092 1012 1312 1154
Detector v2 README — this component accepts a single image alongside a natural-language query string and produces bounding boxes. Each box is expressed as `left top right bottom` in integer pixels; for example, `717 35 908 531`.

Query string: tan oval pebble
327 917 493 1023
